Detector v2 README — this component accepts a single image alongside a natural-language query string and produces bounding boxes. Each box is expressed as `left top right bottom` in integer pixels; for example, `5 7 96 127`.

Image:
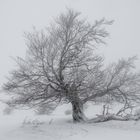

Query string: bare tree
3 9 112 122
88 57 140 123
4 9 140 123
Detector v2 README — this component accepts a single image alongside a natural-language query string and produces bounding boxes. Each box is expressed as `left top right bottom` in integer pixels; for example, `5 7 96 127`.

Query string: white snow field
1 103 140 140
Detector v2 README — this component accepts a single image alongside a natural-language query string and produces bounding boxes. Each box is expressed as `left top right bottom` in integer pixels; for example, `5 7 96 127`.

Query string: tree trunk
71 100 86 122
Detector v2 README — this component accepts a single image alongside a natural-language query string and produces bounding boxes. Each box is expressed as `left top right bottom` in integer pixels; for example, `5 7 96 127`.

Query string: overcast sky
0 0 140 87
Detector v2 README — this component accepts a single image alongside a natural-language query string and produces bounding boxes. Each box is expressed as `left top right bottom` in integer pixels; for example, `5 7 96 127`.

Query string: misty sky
0 0 140 87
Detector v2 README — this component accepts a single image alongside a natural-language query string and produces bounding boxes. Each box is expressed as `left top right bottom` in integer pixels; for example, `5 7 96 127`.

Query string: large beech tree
3 9 140 122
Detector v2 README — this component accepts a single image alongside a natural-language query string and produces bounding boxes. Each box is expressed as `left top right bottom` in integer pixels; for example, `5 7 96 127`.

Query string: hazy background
0 0 140 87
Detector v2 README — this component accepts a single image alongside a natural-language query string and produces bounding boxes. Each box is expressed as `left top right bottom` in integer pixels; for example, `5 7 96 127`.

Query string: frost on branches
3 9 140 122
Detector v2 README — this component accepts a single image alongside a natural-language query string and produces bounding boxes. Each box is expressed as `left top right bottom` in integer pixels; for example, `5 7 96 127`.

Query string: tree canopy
3 9 140 122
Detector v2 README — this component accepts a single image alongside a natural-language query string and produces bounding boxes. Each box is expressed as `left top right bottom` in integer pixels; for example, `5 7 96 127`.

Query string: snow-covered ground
1 103 140 140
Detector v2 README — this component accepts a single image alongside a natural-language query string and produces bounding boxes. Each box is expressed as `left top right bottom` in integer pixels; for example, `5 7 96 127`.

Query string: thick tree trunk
71 100 86 122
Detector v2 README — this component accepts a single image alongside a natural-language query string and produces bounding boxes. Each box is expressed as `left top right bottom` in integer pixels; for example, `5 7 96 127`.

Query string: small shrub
22 118 45 128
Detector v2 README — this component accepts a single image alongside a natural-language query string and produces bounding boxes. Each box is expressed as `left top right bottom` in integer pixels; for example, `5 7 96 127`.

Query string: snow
1 103 140 140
